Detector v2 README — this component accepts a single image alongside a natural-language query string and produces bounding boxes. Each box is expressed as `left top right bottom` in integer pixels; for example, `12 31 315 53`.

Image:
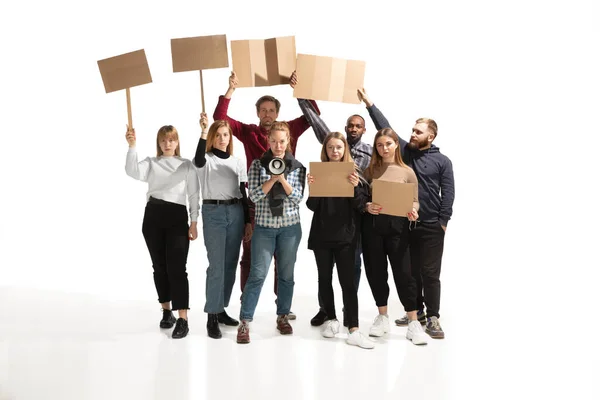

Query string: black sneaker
395 310 426 326
160 309 176 329
172 318 189 339
310 310 328 327
217 310 239 326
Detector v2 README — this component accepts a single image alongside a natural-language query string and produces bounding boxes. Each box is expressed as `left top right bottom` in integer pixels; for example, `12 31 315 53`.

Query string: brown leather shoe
237 320 250 344
276 315 293 335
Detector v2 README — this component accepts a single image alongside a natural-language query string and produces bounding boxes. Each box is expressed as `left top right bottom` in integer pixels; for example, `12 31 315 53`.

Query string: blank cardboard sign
309 162 355 197
372 180 415 217
171 35 229 72
97 49 152 93
293 54 365 104
231 36 296 87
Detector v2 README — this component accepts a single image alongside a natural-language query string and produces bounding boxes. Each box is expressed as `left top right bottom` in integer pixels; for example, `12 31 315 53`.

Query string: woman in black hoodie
306 132 374 349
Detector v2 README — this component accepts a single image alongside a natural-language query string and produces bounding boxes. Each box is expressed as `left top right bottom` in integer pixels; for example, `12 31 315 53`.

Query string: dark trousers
240 202 278 296
141 198 190 310
317 238 362 311
362 214 417 311
314 245 359 328
409 221 446 318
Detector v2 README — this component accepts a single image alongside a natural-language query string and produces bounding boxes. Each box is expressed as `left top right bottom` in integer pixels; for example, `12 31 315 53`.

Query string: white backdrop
1 0 599 397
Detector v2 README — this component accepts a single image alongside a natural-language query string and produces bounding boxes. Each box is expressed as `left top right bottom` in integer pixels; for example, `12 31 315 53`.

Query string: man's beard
408 139 426 150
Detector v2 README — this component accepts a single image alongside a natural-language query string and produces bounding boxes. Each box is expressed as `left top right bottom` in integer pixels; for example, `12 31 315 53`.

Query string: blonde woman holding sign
125 125 199 339
193 114 252 340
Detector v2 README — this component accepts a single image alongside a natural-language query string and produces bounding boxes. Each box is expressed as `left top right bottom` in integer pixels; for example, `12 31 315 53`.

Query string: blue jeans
202 203 244 314
240 223 302 321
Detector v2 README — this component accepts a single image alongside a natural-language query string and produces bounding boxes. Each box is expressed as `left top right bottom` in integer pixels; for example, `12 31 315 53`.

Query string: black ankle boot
207 314 222 339
217 310 239 326
172 318 189 339
160 309 176 329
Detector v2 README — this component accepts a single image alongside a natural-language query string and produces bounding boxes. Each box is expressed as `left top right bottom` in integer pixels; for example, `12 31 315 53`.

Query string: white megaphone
268 157 286 175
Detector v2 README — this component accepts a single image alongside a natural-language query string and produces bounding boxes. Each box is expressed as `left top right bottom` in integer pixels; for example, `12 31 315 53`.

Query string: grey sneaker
395 310 426 326
425 316 445 339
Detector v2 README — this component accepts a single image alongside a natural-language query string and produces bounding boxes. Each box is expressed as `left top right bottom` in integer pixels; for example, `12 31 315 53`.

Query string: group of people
125 71 455 349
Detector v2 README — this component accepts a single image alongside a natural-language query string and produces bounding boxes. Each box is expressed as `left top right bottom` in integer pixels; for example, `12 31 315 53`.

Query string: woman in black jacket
306 132 374 349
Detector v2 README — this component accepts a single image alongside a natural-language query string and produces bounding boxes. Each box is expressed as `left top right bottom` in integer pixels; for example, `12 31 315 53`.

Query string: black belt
203 198 241 205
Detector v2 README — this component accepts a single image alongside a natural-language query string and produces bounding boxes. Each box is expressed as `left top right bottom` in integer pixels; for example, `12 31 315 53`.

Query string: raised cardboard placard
97 49 152 93
231 36 296 87
170 34 229 72
97 49 153 128
309 162 355 197
372 180 415 217
293 54 365 104
170 34 229 113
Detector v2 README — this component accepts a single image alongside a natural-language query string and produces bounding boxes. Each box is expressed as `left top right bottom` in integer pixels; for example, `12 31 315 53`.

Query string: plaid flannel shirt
248 158 306 228
297 98 373 172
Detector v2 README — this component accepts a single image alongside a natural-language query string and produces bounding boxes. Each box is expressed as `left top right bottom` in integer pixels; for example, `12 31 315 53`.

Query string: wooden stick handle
200 70 206 114
126 88 133 129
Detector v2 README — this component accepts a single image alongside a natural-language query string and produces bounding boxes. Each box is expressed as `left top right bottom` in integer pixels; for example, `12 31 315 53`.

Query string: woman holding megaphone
236 121 306 344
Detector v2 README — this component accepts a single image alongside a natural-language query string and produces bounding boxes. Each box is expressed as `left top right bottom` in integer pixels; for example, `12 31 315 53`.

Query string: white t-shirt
125 148 200 221
194 152 247 200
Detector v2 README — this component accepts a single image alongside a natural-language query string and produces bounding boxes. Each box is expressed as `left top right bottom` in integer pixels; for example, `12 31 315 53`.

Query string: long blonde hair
206 120 234 155
156 125 180 157
320 132 354 162
366 128 406 178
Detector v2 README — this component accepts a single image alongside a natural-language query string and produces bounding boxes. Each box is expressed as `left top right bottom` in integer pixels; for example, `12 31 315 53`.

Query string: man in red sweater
213 71 320 319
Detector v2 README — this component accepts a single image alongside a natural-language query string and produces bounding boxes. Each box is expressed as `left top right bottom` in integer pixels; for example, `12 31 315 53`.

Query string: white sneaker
321 319 340 338
347 329 375 349
369 314 390 337
406 320 429 345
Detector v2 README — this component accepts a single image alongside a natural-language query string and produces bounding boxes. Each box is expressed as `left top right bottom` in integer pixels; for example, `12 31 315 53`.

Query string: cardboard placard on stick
171 34 229 72
97 49 152 128
293 54 365 104
231 36 296 87
171 34 229 113
371 180 415 217
309 162 355 197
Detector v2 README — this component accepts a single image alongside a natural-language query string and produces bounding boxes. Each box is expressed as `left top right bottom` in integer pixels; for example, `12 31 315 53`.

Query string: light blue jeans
240 223 302 321
202 203 244 314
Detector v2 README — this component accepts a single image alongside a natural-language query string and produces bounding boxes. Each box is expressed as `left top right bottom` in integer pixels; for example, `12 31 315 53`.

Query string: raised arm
193 113 209 168
297 98 329 144
439 157 455 228
288 70 322 141
124 127 150 181
358 88 409 149
213 71 250 141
